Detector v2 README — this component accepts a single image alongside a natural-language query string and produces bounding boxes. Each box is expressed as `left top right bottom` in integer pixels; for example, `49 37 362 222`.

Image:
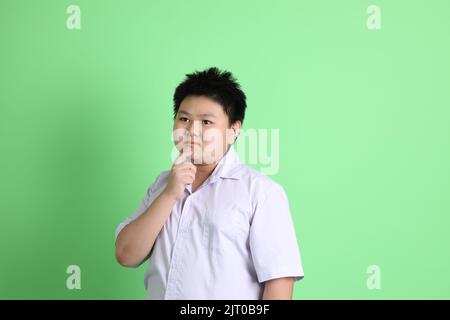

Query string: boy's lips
183 142 201 147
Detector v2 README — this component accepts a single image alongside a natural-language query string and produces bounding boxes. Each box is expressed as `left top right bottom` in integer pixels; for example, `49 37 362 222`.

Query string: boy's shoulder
150 169 171 191
236 164 287 197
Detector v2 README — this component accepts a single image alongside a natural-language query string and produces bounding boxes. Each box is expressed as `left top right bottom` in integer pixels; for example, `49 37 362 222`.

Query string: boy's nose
187 120 202 137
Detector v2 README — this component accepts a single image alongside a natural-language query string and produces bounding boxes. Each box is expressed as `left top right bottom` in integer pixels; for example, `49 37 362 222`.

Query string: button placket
164 195 192 299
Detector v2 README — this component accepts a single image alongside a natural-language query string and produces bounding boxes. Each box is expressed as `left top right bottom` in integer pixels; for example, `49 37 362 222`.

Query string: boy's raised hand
163 148 197 201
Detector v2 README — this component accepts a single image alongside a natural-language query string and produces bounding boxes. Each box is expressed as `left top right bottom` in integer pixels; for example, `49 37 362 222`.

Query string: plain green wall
1 0 449 299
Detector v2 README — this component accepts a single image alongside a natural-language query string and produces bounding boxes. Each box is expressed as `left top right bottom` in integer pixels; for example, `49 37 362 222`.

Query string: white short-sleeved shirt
115 146 304 299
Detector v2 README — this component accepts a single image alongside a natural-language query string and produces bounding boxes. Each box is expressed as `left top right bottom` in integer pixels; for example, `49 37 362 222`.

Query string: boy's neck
191 146 229 192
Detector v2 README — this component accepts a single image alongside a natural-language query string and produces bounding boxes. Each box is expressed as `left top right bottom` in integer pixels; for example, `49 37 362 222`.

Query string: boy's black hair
173 67 247 126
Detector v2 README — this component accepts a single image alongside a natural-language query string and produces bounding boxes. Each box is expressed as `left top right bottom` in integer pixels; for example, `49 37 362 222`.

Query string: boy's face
173 95 241 165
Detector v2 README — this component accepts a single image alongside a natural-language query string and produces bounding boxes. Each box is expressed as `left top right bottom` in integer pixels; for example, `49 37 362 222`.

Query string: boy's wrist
160 188 179 203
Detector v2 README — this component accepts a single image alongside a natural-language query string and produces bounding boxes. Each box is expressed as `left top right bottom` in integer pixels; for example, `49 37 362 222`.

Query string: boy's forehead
178 109 217 118
178 96 226 118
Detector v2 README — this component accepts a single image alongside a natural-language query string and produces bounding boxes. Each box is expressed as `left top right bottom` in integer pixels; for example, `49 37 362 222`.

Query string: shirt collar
209 145 242 182
185 146 242 194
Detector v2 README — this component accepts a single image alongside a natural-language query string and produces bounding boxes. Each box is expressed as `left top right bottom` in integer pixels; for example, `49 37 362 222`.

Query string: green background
1 0 449 299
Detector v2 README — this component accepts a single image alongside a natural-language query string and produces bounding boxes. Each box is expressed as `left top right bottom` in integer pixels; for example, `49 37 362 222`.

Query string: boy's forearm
115 190 177 267
262 277 294 300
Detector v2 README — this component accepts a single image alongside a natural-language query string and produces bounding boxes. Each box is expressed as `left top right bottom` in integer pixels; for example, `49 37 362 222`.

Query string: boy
115 67 304 299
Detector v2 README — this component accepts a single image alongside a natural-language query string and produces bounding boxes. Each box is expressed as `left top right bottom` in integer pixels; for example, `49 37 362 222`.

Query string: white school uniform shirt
115 146 304 299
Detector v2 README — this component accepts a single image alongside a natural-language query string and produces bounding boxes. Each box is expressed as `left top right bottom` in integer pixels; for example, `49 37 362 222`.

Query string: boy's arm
262 277 295 300
115 155 196 268
115 190 178 267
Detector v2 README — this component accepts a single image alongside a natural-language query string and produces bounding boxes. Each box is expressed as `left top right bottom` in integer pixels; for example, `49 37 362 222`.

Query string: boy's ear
227 121 242 144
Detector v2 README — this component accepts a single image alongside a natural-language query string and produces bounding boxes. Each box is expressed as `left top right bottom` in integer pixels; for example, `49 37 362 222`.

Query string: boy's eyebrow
177 110 217 118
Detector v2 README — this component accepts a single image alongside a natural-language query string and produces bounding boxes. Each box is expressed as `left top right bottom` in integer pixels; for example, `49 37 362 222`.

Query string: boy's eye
202 120 212 125
179 117 189 122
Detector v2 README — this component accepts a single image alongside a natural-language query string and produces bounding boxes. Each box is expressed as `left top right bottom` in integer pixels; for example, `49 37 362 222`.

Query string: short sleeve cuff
256 266 305 283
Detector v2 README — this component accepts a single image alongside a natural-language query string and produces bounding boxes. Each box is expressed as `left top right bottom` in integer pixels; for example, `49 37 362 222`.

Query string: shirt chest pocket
202 202 250 254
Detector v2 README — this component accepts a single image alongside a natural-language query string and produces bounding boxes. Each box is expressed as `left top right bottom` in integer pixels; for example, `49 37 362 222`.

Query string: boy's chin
190 155 205 165
190 154 221 165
